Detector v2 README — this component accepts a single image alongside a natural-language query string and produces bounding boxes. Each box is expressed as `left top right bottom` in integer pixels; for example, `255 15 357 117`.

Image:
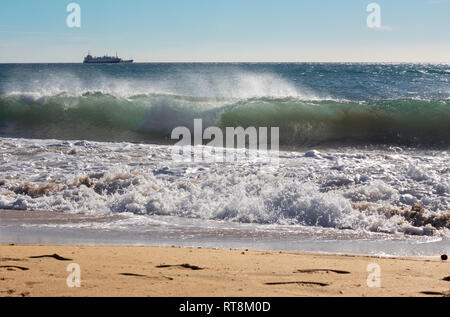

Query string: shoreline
0 241 445 260
2 209 449 258
1 244 449 297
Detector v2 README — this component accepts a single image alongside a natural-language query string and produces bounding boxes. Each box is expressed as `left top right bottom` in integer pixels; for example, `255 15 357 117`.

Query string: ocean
0 63 449 256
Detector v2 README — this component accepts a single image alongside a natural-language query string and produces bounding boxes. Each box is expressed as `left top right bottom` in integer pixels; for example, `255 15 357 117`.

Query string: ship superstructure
83 53 133 64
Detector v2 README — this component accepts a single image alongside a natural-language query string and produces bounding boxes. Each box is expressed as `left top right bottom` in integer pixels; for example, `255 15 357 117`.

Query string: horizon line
1 61 450 64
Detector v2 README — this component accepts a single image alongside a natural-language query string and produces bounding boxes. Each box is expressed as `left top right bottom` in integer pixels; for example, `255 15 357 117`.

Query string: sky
0 0 450 63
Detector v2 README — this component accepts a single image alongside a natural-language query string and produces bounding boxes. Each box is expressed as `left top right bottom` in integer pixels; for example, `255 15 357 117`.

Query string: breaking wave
0 144 449 237
1 92 449 147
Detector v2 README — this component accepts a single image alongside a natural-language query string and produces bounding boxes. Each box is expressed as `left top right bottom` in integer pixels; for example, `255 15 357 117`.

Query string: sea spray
1 93 449 147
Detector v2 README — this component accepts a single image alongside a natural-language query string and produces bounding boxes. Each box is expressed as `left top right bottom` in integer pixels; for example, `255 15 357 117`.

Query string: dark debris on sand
29 254 72 261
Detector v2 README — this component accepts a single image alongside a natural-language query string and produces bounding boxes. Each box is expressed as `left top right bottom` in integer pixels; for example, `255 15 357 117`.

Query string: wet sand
0 244 449 297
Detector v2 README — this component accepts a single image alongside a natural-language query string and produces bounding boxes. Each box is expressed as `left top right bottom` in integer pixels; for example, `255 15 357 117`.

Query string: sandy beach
2 0 450 303
1 244 449 297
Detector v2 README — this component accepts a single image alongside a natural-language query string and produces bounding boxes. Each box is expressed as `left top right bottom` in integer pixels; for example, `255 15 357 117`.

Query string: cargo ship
83 52 133 64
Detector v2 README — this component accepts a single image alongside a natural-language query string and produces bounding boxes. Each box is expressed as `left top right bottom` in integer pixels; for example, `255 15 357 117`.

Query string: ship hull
84 61 120 64
83 60 133 64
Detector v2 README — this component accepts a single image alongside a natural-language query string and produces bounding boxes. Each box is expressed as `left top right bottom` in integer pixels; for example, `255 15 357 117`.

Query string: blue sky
0 0 449 62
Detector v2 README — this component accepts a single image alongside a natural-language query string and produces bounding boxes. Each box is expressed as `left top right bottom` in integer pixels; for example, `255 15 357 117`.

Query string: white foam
0 137 448 237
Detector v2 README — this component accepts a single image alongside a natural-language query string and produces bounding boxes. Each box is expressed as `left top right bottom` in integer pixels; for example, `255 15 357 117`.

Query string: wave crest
1 92 449 147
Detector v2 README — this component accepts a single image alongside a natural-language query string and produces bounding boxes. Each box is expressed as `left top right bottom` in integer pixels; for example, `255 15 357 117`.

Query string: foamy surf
1 63 449 256
0 138 448 236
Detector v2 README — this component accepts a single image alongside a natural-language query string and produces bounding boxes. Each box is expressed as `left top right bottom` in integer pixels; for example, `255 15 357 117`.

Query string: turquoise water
0 63 449 256
1 63 449 147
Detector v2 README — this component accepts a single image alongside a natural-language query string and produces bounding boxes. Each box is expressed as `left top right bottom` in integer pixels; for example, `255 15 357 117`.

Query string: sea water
0 63 449 256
